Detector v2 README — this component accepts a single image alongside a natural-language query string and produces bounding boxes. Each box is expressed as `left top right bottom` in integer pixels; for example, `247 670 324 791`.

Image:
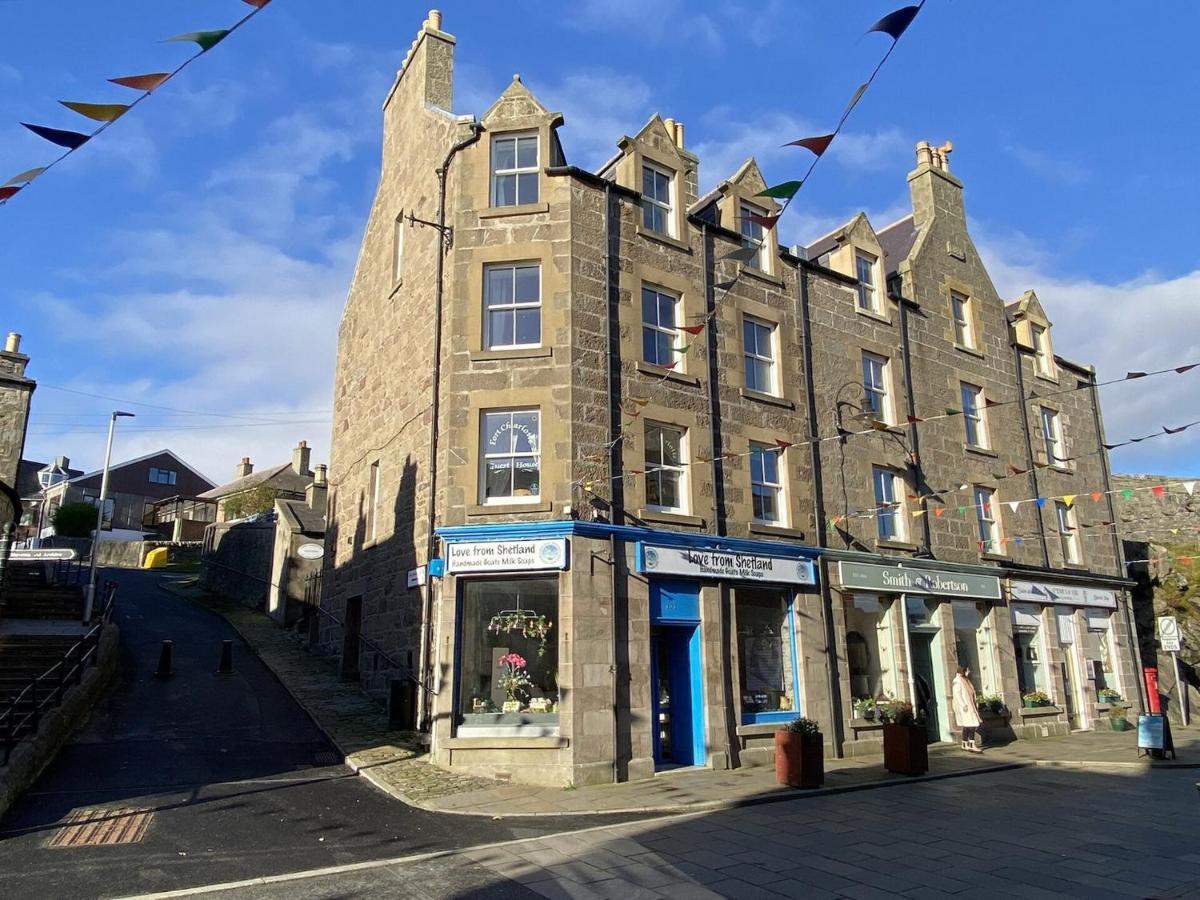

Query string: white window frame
742 315 778 395
951 292 973 348
855 252 878 312
740 202 769 272
641 285 680 368
490 132 539 208
645 422 687 513
872 466 904 542
974 486 1001 554
641 162 674 237
749 442 785 525
484 263 542 351
480 409 541 505
961 382 988 449
1040 406 1064 465
1031 324 1054 377
1056 501 1082 565
861 351 892 424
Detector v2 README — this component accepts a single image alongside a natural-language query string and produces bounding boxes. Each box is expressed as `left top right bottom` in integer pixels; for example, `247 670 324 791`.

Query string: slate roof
198 462 311 501
876 215 917 277
17 459 83 498
277 497 326 535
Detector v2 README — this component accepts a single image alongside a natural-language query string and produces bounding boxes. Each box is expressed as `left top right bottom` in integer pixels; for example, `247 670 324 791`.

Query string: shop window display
952 601 998 693
736 589 797 723
845 594 898 706
458 577 558 735
1084 609 1120 694
1011 603 1051 697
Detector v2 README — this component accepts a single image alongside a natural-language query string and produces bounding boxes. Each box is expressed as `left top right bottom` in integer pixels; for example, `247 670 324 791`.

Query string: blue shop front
429 521 823 786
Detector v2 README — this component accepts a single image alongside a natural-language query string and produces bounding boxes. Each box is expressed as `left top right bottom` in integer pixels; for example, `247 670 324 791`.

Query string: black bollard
217 639 234 675
155 640 173 678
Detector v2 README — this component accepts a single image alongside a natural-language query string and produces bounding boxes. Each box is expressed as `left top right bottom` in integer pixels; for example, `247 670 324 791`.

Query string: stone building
320 11 1143 785
0 333 35 531
199 441 317 522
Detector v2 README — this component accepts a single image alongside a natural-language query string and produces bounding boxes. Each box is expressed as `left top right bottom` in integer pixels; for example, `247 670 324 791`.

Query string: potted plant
497 653 531 713
1107 706 1130 731
775 716 824 788
879 700 928 776
1098 688 1122 705
977 693 1006 715
1021 690 1051 709
852 697 877 721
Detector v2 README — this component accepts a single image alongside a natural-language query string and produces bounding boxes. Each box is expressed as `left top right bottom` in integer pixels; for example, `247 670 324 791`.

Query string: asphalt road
0 570 627 899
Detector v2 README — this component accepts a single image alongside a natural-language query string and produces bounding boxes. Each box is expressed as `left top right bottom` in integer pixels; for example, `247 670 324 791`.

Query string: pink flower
498 653 527 669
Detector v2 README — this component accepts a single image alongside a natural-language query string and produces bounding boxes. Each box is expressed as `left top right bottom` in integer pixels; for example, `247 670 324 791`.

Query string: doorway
341 595 362 680
650 625 704 768
910 633 942 744
1056 607 1087 730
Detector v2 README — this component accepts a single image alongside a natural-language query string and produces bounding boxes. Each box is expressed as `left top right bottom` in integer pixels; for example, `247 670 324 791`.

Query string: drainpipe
798 264 845 757
700 224 726 537
1088 371 1147 712
418 121 483 732
1012 344 1051 568
896 294 932 553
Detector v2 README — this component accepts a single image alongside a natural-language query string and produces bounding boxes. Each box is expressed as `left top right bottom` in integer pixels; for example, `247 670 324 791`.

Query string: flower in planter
1022 690 1051 707
497 653 532 704
977 693 1006 715
852 697 877 719
780 716 821 739
878 700 923 726
1098 689 1122 704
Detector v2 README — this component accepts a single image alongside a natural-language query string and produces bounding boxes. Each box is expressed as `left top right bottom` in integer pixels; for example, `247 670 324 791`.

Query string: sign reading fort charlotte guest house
839 561 1001 600
445 538 568 574
637 544 816 585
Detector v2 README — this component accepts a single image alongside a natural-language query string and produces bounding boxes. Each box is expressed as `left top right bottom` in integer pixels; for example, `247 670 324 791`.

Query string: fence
0 580 117 765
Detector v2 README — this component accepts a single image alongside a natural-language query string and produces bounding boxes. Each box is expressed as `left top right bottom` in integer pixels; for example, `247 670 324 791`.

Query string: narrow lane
0 570 619 899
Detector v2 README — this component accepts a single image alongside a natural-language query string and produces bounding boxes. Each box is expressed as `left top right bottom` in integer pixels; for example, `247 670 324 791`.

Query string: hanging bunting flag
868 5 921 41
1183 481 1196 496
934 507 945 518
22 123 91 149
869 419 891 432
1152 485 1166 498
1182 556 1193 565
740 212 782 230
911 509 926 518
1128 435 1149 443
648 360 679 370
991 472 1007 481
59 101 130 123
165 30 231 52
110 73 172 92
1170 529 1179 536
842 82 869 119
957 505 967 515
628 469 644 477
1014 537 1024 546
1062 494 1076 508
242 0 272 6
1102 441 1128 450
984 398 1004 409
582 481 593 491
3 167 46 187
1163 424 1191 434
1007 464 1028 475
671 344 692 355
784 134 835 156
756 180 803 201
1176 364 1198 374
0 186 21 202
905 414 924 424
1090 491 1103 502
999 537 1011 546
679 323 706 336
943 407 961 417
719 246 760 265
715 279 738 291
626 397 650 407
957 483 970 491
1035 497 1047 508
1006 501 1021 514
774 439 795 452
1033 460 1050 469
1125 371 1148 380
1120 489 1134 500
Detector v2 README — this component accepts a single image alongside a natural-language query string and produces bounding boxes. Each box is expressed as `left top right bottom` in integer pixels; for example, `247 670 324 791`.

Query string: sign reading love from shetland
638 544 815 585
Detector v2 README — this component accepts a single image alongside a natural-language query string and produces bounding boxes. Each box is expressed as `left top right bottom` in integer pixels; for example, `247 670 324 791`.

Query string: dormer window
641 163 674 236
1031 324 1054 377
739 203 768 271
491 133 538 207
855 252 878 312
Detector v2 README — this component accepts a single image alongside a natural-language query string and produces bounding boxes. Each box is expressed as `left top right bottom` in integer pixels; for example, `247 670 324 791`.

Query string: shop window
641 162 674 236
484 263 541 350
1011 603 1051 697
481 410 541 503
491 133 539 207
645 421 686 512
845 594 898 704
952 600 998 693
1084 608 1120 694
740 202 768 271
736 588 798 724
457 577 558 735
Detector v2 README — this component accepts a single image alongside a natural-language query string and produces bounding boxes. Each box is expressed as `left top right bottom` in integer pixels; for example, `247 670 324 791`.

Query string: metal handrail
1 580 116 765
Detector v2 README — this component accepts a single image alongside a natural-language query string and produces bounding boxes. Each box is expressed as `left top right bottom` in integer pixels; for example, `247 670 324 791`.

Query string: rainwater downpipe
1012 344 1052 568
602 180 624 782
418 121 483 732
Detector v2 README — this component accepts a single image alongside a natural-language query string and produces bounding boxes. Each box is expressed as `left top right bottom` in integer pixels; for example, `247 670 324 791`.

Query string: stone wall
0 335 34 500
1113 473 1199 545
201 521 275 609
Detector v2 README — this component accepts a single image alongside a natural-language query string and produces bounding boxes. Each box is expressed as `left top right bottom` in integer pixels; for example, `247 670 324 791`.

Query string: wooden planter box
883 723 928 776
775 731 824 788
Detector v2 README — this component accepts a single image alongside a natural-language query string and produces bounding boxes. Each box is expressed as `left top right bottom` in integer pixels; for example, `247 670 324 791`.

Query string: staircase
1 563 85 620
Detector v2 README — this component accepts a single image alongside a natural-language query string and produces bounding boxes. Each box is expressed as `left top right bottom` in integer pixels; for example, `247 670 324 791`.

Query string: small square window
491 134 539 207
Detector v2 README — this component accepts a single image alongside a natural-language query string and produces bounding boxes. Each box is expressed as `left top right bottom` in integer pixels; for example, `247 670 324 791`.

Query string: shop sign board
406 566 427 588
1009 580 1117 609
445 538 568 574
1158 616 1181 652
637 544 815 585
296 543 324 561
838 562 1000 600
7 548 77 561
1137 714 1164 750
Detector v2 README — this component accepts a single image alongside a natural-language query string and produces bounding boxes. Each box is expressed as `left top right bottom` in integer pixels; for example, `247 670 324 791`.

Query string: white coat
952 674 982 729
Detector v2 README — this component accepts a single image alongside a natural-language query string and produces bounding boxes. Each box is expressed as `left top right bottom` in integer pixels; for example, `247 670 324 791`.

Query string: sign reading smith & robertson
637 544 816 585
839 561 1001 600
445 538 568 574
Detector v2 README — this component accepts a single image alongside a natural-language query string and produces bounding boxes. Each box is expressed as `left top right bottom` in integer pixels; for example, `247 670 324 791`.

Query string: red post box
1143 667 1161 714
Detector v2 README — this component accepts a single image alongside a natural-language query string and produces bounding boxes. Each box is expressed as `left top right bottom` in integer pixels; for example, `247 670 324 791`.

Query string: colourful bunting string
0 187 20 202
756 181 803 200
785 134 835 156
1152 485 1166 498
59 101 130 123
3 167 46 187
166 30 231 52
868 5 922 41
110 73 172 92
719 246 761 265
22 123 90 149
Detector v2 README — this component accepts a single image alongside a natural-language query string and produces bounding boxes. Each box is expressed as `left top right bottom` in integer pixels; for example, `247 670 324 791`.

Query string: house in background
270 464 329 625
42 449 216 541
198 441 315 522
16 456 82 543
141 495 218 542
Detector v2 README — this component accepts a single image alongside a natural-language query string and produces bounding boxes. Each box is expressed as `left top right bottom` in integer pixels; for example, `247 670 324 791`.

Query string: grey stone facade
0 333 35 527
322 12 1143 785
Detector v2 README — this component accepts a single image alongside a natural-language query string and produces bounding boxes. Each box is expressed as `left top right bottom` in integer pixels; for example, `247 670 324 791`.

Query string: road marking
47 807 154 848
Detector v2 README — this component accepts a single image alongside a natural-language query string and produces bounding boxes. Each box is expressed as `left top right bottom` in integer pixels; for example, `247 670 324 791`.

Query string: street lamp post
84 411 135 624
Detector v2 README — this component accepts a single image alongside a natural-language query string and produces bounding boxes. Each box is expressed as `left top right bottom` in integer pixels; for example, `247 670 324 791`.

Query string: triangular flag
943 407 961 417
1035 497 1046 508
1125 371 1148 380
1175 364 1198 374
756 180 803 201
0 186 21 202
1103 442 1128 450
648 360 678 370
912 509 926 518
784 134 834 156
1164 424 1190 434
719 246 760 265
1181 556 1193 565
739 212 782 230
842 83 869 119
869 419 891 432
1062 495 1076 508
905 414 924 424
1090 491 1103 502
1007 464 1028 475
59 101 130 123
1183 481 1196 496
1170 529 1179 535
1000 537 1011 546
3 167 46 187
672 344 691 354
165 30 230 52
1120 489 1134 500
984 398 1005 408
715 279 737 291
110 73 171 92
868 6 921 41
1006 501 1021 514
21 123 91 150
1015 537 1024 546
957 506 966 515
1152 485 1165 498
242 0 272 6
627 397 650 407
934 508 945 518
679 323 706 336
774 439 794 451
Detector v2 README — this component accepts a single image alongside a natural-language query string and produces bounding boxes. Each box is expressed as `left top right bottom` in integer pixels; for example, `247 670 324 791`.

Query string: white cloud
540 70 654 170
979 232 1200 477
565 0 723 50
1003 143 1090 187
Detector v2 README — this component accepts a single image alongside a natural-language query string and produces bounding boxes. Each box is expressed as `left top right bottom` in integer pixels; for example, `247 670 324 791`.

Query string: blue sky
2 0 1198 482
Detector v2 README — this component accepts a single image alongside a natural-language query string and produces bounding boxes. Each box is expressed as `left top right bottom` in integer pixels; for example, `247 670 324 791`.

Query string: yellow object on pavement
143 546 169 569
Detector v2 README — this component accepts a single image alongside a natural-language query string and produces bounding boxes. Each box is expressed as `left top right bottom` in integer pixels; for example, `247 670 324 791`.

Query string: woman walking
953 666 983 753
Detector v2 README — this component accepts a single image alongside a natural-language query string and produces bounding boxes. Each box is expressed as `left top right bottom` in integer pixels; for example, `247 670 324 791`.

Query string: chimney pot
428 9 442 30
307 465 329 513
314 464 328 486
915 141 933 168
674 121 685 149
292 441 312 476
235 457 254 478
4 333 20 353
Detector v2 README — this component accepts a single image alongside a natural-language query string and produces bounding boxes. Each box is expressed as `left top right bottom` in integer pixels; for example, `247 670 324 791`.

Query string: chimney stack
307 464 328 514
909 138 964 229
4 333 20 353
235 457 253 479
292 440 312 476
54 455 70 470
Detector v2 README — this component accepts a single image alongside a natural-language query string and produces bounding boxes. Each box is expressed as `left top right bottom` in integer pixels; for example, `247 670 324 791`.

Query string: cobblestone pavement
165 577 495 805
135 765 1200 899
